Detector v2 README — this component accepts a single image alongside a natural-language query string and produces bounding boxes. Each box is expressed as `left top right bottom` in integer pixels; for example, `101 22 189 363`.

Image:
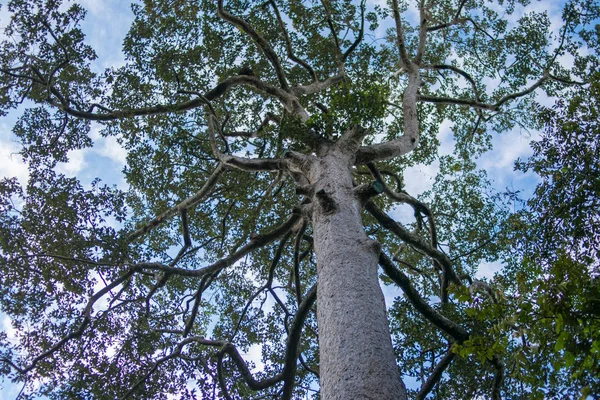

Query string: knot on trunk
315 189 338 214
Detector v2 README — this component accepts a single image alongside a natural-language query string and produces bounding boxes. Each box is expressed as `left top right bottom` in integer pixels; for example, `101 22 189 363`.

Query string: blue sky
0 0 573 397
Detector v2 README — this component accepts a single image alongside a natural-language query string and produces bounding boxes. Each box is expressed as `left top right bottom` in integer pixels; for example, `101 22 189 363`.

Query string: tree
0 0 597 398
497 70 600 398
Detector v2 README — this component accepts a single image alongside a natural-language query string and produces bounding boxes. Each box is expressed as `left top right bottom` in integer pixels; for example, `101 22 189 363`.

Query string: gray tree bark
308 143 407 400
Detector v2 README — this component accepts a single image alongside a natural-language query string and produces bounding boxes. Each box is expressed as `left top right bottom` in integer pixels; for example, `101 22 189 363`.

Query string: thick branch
292 221 307 304
391 0 412 68
357 68 420 164
51 75 287 121
415 0 428 65
281 283 317 399
366 202 461 285
292 74 346 96
355 133 417 164
337 124 369 153
378 252 469 342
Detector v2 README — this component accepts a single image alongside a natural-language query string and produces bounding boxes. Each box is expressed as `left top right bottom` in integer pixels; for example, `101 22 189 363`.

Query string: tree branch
208 115 285 171
391 0 412 68
414 0 428 65
46 74 287 121
268 0 317 82
417 72 548 111
292 74 346 96
3 268 136 375
217 0 289 90
491 355 504 400
422 64 480 101
132 212 301 279
415 346 456 400
129 163 226 241
378 252 469 342
366 202 461 285
342 0 366 62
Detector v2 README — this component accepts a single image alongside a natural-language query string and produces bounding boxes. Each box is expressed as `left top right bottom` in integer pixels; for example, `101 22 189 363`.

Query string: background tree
0 0 598 399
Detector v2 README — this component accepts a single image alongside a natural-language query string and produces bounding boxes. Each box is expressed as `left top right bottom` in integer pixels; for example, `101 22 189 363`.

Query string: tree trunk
309 147 406 400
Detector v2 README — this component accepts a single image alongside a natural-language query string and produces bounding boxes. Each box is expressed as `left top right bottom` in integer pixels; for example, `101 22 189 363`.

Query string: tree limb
132 212 301 279
418 72 549 111
207 115 285 171
3 268 137 375
391 0 412 68
366 202 462 285
342 0 366 62
378 252 469 342
268 0 317 82
415 346 456 400
129 163 226 241
217 0 289 90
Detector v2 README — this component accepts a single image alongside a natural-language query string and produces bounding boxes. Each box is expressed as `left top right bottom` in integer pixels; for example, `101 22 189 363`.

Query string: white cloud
2 315 16 341
0 137 29 186
90 125 127 165
55 147 88 176
476 261 504 279
245 343 265 373
75 0 107 16
403 160 439 197
478 128 540 189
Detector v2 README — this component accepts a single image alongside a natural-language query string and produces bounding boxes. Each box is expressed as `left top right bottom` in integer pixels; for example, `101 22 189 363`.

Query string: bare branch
417 72 549 111
342 0 366 62
217 0 289 90
133 212 301 279
44 74 289 121
293 220 307 304
208 115 285 171
366 202 462 285
355 133 417 164
129 164 226 241
269 0 317 81
321 0 342 60
378 252 469 342
423 64 480 100
415 346 456 400
415 0 428 65
281 284 317 400
292 74 346 96
391 0 412 68
223 111 281 138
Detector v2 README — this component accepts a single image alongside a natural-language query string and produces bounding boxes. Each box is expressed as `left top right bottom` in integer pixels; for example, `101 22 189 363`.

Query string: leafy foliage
0 0 599 398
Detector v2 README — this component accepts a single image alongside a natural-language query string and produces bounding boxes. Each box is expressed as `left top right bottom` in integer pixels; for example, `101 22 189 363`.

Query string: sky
0 0 571 397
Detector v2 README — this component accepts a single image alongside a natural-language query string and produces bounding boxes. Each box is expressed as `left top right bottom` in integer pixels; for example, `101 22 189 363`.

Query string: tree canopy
0 0 599 398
